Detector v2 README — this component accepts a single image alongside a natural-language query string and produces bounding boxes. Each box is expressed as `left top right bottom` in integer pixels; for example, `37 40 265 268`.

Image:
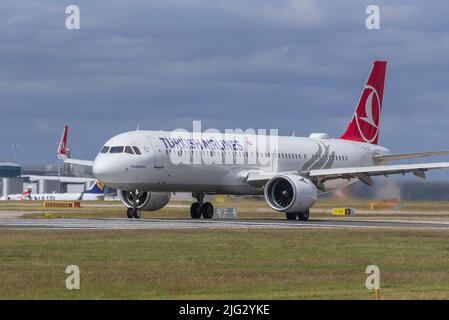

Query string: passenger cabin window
100 146 110 153
125 146 134 154
110 146 124 153
132 146 142 154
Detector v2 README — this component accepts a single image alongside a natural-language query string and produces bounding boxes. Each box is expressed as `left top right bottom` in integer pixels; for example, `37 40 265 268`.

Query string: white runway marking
1 218 449 230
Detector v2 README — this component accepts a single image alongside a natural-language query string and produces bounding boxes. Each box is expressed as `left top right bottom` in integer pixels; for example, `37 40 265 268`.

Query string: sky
1 0 449 180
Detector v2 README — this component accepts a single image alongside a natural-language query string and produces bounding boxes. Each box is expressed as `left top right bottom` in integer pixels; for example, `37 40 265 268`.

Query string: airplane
4 180 105 201
59 60 449 220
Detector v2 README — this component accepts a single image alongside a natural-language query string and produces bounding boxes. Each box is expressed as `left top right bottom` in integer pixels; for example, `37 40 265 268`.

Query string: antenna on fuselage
292 130 296 137
136 124 140 131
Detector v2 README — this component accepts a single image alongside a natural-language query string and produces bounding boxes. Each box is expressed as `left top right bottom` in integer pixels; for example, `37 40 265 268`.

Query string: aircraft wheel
133 208 142 219
298 210 310 221
190 202 201 219
127 208 134 219
201 202 214 219
286 212 298 220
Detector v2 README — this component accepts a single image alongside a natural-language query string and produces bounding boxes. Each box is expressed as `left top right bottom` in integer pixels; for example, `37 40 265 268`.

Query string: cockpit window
106 146 140 154
109 146 124 153
132 146 141 155
125 146 134 154
100 146 110 153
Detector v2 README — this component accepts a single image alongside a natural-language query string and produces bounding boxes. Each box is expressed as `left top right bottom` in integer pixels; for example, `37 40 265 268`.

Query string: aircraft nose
93 157 113 183
93 154 132 187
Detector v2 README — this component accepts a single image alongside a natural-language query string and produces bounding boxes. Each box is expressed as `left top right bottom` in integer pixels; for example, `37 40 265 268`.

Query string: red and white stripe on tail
57 125 69 160
19 187 32 200
340 60 387 145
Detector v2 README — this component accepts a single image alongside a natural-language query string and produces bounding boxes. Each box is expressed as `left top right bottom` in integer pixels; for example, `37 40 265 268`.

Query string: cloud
0 0 448 176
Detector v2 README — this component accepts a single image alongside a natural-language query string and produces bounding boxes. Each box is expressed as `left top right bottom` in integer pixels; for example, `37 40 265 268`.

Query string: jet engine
119 190 171 211
264 174 317 213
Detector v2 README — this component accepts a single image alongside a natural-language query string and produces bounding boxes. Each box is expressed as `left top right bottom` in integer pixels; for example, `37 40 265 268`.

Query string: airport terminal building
0 161 96 198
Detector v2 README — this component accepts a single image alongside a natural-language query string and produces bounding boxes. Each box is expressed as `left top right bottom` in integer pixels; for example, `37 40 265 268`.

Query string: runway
1 218 449 230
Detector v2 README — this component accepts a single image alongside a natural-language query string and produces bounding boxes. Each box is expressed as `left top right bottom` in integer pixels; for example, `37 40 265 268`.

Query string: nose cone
92 156 112 183
93 153 135 189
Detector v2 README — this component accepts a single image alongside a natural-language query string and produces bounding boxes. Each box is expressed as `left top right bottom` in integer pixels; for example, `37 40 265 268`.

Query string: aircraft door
147 137 164 169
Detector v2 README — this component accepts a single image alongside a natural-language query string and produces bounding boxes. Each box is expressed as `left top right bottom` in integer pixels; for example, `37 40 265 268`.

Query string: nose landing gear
124 189 146 219
127 207 142 219
190 193 214 219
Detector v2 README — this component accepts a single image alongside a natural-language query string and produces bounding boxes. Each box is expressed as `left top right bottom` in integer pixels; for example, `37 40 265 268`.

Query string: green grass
1 229 449 299
2 198 449 299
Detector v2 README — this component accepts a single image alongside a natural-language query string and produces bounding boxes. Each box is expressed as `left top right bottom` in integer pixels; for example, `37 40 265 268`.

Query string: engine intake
119 190 170 211
264 175 317 213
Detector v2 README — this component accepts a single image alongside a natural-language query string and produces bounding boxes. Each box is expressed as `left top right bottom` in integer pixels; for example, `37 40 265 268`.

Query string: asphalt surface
1 217 449 230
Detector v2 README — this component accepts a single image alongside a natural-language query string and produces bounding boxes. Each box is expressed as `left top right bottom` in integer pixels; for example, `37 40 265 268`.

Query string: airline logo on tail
86 180 105 194
341 60 386 145
57 125 69 160
20 188 32 200
356 84 381 143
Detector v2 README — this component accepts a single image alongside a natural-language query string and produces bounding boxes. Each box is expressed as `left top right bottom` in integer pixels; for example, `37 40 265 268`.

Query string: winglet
57 125 69 160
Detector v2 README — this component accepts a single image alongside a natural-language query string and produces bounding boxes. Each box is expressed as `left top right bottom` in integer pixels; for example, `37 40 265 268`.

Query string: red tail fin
340 60 387 145
57 125 69 160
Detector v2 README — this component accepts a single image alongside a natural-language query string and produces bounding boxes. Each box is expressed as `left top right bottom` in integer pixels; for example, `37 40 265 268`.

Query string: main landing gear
285 210 310 221
127 207 142 219
190 192 214 219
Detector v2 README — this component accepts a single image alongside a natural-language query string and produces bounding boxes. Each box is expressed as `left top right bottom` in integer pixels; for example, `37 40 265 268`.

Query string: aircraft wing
246 170 295 188
308 162 449 186
246 162 449 188
374 150 449 162
63 159 94 167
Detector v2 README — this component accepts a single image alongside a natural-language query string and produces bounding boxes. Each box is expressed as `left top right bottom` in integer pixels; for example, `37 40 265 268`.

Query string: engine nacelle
264 174 317 213
119 190 171 211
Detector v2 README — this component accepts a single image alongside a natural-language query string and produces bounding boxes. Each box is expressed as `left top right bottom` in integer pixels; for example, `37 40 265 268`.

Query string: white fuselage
93 130 391 195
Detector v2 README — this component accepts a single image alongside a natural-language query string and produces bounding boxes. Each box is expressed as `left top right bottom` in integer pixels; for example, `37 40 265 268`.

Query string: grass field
1 228 449 300
1 198 449 299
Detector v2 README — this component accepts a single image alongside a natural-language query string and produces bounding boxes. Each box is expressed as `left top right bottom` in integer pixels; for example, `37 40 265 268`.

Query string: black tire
201 202 214 219
133 208 142 219
298 210 310 221
127 208 134 219
286 212 298 220
190 202 201 219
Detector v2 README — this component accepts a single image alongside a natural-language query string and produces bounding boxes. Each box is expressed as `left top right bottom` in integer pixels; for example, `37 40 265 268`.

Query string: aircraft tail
20 188 32 200
57 125 69 160
85 180 105 194
340 60 387 145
